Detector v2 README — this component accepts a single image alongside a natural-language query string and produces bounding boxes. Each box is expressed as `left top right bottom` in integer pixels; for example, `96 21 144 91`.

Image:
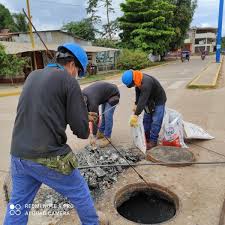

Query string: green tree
12 13 29 32
169 0 197 50
117 49 150 70
0 4 15 31
86 0 101 24
100 0 114 40
62 18 96 41
93 38 119 48
119 0 175 55
221 37 225 50
0 44 28 84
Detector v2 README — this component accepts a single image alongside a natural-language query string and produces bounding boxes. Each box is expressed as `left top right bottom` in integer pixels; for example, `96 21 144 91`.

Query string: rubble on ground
31 146 143 216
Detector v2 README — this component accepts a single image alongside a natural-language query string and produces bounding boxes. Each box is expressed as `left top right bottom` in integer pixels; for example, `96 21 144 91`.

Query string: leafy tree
100 0 114 40
117 49 150 70
93 38 119 48
13 13 29 32
0 4 15 31
101 18 120 39
62 18 96 41
169 0 197 50
119 0 175 55
86 0 101 24
0 44 28 84
221 37 225 50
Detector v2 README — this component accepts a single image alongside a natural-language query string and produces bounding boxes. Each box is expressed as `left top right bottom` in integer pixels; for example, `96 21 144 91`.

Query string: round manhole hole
115 183 179 224
146 146 195 167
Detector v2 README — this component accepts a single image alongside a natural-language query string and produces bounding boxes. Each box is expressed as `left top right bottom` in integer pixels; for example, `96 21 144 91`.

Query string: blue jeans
143 104 165 143
4 156 99 225
99 103 116 138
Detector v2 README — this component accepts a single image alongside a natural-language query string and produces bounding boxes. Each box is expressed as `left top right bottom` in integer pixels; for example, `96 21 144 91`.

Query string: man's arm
135 83 152 116
66 78 89 139
135 87 140 105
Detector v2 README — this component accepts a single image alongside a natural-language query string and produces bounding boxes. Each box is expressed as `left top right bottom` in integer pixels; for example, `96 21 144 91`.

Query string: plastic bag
183 122 215 140
160 108 187 148
131 114 146 154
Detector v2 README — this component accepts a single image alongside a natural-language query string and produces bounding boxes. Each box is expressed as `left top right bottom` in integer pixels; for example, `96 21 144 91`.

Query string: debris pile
32 146 143 216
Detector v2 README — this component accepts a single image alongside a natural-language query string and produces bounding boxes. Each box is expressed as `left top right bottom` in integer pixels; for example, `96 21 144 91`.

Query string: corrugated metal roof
0 41 119 54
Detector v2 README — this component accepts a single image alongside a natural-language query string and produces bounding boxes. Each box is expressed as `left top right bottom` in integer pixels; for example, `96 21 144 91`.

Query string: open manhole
115 183 179 224
146 146 195 167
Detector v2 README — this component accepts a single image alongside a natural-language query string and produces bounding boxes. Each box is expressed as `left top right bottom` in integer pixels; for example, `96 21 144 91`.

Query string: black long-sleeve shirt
82 81 120 135
11 66 89 159
82 81 120 114
135 74 167 115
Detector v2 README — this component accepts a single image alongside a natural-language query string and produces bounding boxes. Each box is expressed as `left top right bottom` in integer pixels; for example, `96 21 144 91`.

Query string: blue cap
121 70 133 86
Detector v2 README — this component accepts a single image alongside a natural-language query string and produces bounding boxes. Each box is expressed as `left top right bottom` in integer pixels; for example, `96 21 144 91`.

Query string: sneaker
146 141 157 151
98 137 111 148
96 131 105 139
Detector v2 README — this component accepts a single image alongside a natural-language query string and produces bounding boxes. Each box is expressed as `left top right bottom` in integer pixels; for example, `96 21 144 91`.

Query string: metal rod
78 161 225 169
22 8 54 59
191 142 225 159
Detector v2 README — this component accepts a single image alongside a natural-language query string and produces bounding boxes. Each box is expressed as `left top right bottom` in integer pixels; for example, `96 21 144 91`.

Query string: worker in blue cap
121 70 167 151
4 43 103 225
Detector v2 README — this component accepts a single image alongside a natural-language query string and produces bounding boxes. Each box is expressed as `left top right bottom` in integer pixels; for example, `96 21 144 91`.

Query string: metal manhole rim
146 146 196 167
114 182 180 225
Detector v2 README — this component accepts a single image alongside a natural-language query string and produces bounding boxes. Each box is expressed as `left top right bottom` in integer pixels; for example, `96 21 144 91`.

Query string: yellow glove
129 115 138 127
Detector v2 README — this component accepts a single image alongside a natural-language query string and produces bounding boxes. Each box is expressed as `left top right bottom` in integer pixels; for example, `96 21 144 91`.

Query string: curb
0 90 21 98
0 60 176 97
187 57 223 88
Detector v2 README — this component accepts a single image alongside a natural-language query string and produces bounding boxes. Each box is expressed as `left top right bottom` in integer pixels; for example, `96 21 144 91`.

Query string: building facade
184 27 217 54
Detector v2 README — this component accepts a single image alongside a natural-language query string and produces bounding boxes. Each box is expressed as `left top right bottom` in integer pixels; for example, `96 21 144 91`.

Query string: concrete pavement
59 57 225 225
0 56 222 224
188 56 223 88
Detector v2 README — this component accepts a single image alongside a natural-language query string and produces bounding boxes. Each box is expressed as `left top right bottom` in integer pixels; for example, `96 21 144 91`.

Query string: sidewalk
0 85 23 97
58 56 225 225
188 58 223 88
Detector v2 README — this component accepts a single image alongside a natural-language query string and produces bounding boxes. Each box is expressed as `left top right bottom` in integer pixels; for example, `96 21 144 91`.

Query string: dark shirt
135 74 167 115
82 81 120 114
11 66 89 159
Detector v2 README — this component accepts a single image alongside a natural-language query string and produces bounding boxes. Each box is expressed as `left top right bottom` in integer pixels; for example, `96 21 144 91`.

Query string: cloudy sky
0 0 222 33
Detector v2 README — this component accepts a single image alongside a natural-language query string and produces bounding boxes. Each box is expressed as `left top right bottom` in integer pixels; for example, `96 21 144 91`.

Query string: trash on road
160 108 187 148
183 121 214 140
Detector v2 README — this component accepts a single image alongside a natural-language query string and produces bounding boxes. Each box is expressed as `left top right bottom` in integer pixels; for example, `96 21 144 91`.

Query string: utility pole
26 0 37 69
216 0 224 63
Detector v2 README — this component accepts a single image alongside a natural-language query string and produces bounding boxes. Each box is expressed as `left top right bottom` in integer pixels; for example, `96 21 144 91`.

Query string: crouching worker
121 70 167 151
83 81 120 148
4 43 101 225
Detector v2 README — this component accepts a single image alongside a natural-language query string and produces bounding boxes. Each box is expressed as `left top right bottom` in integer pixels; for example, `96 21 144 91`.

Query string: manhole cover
146 146 195 167
115 183 179 224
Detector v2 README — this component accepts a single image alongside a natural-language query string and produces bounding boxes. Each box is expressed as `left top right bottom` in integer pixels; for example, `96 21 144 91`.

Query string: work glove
129 115 138 127
132 104 137 113
88 112 98 123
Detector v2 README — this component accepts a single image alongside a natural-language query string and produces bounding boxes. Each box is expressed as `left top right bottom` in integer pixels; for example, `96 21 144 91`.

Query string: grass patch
79 61 170 85
79 70 122 85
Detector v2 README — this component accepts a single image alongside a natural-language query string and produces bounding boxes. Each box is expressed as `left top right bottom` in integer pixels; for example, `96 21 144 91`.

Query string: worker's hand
132 104 137 113
88 112 98 123
129 115 138 127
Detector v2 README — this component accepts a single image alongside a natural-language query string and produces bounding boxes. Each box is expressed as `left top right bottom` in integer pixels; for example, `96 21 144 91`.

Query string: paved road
0 56 213 223
0 56 212 171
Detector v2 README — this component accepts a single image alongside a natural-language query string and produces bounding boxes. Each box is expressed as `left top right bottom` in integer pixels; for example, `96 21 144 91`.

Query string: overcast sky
0 0 223 33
